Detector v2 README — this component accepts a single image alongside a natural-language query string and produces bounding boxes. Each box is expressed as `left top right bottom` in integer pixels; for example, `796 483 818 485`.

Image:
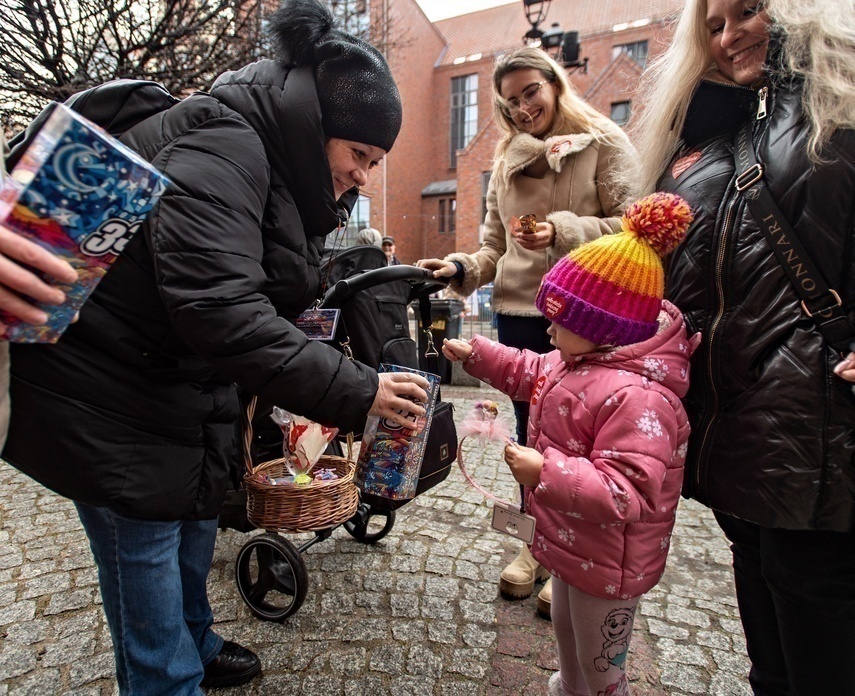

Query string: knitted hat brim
536 281 658 346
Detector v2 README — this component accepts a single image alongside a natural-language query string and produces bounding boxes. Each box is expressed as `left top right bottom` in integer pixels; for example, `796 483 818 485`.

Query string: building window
438 198 456 234
346 194 371 244
450 74 478 168
613 40 648 68
610 101 631 127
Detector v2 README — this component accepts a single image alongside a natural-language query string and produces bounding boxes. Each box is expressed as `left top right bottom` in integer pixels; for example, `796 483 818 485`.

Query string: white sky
415 0 519 22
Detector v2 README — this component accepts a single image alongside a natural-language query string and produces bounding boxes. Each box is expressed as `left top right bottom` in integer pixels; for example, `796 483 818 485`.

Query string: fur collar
501 132 595 185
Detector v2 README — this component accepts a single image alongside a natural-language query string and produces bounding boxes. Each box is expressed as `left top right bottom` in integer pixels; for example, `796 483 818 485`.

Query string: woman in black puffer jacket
620 0 855 693
2 1 429 693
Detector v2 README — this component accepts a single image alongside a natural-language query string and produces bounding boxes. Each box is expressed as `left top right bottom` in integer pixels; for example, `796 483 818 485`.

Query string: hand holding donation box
0 104 168 343
355 364 441 501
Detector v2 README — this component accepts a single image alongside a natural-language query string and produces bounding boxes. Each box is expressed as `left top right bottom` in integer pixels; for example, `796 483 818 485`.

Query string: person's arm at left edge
0 133 78 330
0 227 78 329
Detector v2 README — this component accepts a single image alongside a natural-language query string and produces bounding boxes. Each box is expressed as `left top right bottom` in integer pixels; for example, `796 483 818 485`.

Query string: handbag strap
733 121 855 354
418 294 444 401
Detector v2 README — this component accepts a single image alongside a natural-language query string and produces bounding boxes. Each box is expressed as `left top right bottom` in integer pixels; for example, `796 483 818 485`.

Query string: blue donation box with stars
0 104 168 343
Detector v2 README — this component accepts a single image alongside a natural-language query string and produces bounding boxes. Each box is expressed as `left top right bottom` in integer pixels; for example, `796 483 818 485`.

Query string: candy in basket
242 398 359 532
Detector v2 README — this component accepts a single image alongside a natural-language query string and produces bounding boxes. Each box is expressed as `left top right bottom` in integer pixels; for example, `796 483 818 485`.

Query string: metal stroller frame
231 261 448 622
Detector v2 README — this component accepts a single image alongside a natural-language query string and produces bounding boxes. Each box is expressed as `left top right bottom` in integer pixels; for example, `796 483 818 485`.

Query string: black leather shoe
201 641 261 688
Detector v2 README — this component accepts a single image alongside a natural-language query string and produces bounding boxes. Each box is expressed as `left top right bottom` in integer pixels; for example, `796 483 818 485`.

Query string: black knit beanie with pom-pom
267 0 402 153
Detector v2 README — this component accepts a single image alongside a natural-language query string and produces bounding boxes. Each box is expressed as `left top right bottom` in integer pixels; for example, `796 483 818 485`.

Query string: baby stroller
221 245 449 622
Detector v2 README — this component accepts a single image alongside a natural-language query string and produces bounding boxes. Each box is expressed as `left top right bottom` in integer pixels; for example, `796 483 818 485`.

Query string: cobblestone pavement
0 386 751 695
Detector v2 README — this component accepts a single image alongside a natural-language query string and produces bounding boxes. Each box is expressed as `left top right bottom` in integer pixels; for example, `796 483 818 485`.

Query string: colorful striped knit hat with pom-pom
535 192 693 346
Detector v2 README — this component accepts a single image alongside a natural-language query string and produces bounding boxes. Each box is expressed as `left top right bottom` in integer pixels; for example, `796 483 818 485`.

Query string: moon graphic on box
52 143 104 193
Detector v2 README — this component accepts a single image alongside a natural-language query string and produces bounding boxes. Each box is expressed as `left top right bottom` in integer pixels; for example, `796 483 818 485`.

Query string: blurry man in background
381 236 400 265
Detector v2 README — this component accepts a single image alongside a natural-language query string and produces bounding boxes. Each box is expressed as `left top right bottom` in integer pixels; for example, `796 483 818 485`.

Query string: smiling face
546 322 599 362
324 138 386 201
706 0 771 86
499 68 558 138
602 608 634 642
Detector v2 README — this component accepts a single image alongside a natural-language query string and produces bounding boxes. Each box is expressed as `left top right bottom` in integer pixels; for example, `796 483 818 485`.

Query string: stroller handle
321 264 450 308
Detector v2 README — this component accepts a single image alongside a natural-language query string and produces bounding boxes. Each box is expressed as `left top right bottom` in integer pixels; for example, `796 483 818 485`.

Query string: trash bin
414 298 465 384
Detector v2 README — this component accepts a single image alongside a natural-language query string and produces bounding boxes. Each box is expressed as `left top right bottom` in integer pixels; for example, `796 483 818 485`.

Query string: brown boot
499 544 549 599
536 576 552 620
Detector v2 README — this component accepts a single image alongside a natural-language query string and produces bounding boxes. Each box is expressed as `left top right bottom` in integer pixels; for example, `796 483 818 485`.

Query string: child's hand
442 338 472 363
503 441 544 487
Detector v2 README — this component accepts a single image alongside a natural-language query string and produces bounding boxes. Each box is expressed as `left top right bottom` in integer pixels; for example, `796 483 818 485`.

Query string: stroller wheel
343 503 396 544
235 532 308 622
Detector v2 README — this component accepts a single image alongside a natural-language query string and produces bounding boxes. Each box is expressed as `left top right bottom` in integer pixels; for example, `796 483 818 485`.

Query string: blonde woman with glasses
418 46 632 619
621 0 855 692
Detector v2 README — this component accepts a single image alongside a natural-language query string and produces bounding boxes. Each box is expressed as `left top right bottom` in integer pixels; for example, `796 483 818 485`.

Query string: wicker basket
242 398 359 533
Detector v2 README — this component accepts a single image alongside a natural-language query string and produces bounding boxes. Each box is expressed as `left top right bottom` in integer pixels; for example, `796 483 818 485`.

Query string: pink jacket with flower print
464 301 699 599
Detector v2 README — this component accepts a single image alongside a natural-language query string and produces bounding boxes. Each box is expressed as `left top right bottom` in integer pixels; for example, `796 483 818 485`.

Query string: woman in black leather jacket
621 0 855 692
2 0 430 693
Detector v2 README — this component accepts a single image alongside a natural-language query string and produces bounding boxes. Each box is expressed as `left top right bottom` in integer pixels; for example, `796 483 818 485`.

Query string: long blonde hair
769 0 855 158
621 0 855 198
491 47 618 158
618 0 713 198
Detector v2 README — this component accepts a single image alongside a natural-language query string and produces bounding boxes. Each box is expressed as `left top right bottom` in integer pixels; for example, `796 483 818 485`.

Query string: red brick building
357 0 684 263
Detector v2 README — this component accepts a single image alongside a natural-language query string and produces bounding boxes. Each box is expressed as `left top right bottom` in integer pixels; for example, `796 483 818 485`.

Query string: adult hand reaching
416 258 457 279
369 371 431 429
0 227 78 328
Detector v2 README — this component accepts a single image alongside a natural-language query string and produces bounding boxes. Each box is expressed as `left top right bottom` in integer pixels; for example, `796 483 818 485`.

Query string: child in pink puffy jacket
444 193 700 696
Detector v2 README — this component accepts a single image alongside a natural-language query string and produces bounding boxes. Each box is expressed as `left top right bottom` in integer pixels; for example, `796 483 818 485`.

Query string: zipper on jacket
693 81 771 495
756 85 768 120
693 196 738 493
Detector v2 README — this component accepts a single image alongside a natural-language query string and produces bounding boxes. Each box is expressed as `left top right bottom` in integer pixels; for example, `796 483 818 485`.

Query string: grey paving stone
0 387 753 694
0 644 37 681
7 667 63 695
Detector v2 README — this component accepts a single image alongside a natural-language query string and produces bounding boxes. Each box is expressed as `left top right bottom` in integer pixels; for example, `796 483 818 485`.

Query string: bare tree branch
1 0 409 136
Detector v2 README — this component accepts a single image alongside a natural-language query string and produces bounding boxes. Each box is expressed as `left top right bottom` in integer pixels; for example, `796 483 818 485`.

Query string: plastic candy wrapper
458 400 511 444
269 408 338 485
355 364 440 500
250 471 337 486
313 468 339 481
510 214 537 237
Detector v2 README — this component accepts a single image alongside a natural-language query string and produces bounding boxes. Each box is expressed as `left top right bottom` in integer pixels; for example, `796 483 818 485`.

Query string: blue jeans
715 511 855 695
76 503 223 695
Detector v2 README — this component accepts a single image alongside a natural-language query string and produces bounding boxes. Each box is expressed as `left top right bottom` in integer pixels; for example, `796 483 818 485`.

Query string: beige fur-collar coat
447 120 631 316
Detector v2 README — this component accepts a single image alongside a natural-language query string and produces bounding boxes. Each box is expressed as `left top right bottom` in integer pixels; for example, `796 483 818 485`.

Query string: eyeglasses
501 80 551 116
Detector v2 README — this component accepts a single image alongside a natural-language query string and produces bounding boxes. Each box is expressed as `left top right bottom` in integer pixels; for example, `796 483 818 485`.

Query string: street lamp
522 0 588 73
522 0 551 43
